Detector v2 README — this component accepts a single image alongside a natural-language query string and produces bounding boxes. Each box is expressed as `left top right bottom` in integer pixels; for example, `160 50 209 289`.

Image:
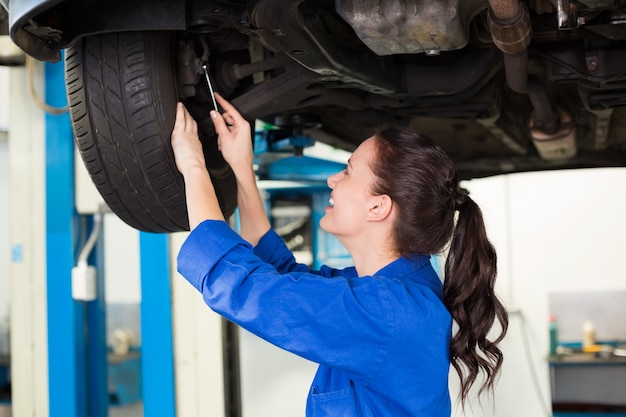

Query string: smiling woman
319 141 385 249
170 96 508 417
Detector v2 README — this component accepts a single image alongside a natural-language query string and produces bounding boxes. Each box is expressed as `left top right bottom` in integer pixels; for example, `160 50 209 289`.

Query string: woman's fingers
173 102 199 136
181 103 197 134
210 109 230 136
215 93 245 123
186 106 198 134
172 103 226 168
173 102 186 133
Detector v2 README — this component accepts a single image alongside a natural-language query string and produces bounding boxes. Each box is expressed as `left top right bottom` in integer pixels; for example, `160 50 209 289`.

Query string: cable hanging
26 56 69 115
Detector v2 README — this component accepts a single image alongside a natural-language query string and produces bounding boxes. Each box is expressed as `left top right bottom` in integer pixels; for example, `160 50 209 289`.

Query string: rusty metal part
530 108 577 159
488 0 568 159
335 0 481 56
487 1 532 55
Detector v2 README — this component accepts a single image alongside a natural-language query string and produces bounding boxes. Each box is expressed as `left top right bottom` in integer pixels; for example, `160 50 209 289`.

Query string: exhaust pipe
487 0 576 159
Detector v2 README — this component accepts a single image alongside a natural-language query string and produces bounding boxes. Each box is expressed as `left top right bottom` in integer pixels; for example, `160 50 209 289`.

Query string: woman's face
320 137 379 238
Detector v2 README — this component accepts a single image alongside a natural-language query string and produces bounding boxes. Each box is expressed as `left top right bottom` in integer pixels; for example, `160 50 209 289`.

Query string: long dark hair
370 125 508 405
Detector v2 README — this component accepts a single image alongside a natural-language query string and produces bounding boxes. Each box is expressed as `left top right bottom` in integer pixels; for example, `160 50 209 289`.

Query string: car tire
65 31 237 232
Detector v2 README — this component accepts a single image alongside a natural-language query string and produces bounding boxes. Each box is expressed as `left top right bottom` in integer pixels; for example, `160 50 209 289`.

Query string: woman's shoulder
318 264 358 278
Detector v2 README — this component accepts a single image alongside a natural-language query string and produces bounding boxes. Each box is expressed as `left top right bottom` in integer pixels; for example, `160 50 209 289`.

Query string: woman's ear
368 194 393 222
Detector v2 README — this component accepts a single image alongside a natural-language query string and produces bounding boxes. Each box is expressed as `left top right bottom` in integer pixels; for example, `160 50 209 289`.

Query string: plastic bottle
582 320 596 349
549 314 558 356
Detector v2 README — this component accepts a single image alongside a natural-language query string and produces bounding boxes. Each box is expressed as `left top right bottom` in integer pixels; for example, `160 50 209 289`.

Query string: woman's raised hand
210 93 254 175
211 93 270 243
171 102 206 177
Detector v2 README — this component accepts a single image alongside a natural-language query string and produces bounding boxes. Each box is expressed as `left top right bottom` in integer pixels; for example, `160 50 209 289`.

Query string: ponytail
444 195 508 404
370 125 508 406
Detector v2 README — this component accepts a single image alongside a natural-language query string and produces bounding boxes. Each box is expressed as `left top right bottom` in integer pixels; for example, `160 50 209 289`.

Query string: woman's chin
319 216 329 233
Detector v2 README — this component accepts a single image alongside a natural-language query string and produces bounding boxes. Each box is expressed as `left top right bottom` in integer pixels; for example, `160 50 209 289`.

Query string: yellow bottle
582 320 596 352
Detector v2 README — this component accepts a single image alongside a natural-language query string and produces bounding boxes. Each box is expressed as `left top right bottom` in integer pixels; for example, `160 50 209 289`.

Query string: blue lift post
44 59 111 417
87 219 109 417
45 60 107 416
45 59 177 415
139 232 176 417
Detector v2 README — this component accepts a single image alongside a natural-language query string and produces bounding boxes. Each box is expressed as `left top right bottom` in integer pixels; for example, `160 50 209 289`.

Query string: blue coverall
177 220 452 417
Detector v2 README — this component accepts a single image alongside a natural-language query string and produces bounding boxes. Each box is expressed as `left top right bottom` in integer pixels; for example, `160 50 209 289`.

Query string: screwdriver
201 64 219 112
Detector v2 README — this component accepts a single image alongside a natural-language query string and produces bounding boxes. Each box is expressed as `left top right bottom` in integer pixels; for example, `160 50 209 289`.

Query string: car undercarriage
2 0 626 231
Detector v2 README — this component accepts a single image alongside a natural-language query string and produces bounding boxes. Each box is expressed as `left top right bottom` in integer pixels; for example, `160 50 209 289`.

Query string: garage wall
456 167 626 417
0 66 10 335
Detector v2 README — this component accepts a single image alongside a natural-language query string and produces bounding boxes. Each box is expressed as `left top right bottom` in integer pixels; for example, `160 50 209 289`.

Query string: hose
77 213 102 267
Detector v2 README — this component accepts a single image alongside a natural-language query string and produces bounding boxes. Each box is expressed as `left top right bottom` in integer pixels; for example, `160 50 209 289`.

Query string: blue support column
45 60 87 417
87 218 109 417
140 232 176 416
45 60 108 417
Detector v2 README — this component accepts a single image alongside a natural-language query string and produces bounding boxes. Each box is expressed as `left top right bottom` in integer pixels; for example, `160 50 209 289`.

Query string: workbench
550 351 626 417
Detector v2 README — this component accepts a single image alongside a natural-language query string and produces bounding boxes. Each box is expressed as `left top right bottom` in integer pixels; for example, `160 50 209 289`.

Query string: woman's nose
327 171 340 189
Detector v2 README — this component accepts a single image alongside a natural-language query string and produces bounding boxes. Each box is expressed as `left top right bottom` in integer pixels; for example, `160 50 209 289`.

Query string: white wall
7 61 49 417
455 167 626 417
0 66 10 343
0 67 8 126
0 66 10 360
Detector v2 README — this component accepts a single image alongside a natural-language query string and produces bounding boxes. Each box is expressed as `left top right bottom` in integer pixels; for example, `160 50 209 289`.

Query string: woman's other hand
210 93 253 175
210 93 270 244
171 102 207 178
171 102 224 227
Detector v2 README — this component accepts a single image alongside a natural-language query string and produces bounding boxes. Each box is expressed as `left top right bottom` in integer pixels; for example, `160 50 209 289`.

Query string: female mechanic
171 94 508 417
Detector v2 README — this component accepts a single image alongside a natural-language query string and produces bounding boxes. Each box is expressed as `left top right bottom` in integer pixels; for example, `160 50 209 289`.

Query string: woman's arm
178 221 392 383
171 102 224 228
211 93 270 246
170 98 270 237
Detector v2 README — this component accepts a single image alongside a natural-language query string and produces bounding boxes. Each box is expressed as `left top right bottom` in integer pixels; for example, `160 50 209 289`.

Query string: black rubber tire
65 31 237 232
